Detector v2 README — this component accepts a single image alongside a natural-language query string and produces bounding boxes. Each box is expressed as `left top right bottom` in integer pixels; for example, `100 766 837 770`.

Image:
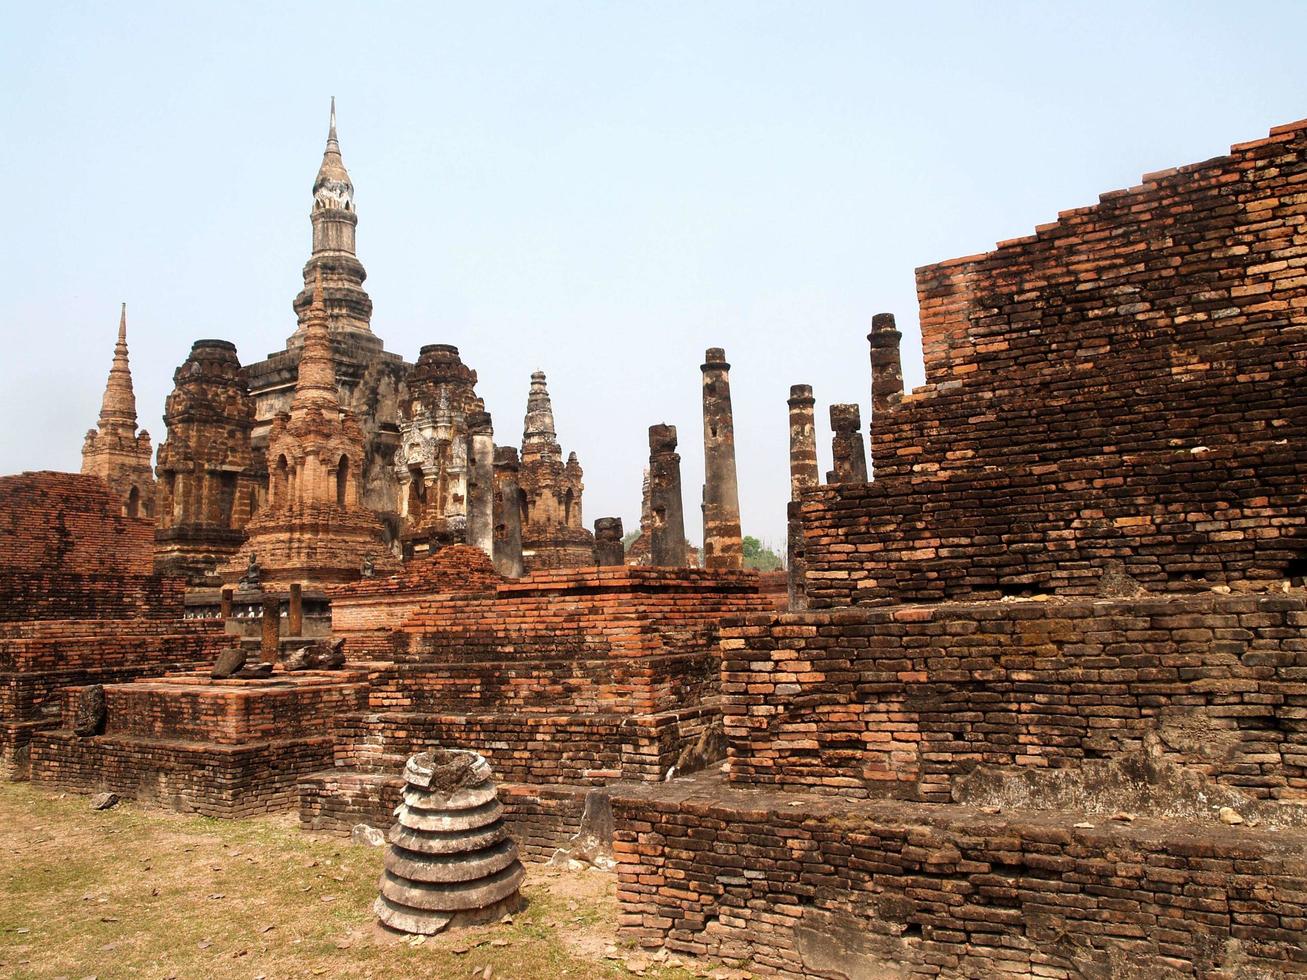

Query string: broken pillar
868 311 904 419
648 424 687 568
219 587 233 620
787 384 819 498
829 404 868 484
594 517 625 566
288 583 303 637
492 446 525 578
260 595 280 663
786 384 820 611
375 749 525 935
468 410 495 560
700 348 743 570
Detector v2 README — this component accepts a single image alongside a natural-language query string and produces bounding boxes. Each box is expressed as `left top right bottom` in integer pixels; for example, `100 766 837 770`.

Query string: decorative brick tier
800 118 1307 607
29 668 373 816
721 593 1307 803
612 777 1307 979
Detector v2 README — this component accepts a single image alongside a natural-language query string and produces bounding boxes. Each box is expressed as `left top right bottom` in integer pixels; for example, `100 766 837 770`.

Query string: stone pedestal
375 749 526 935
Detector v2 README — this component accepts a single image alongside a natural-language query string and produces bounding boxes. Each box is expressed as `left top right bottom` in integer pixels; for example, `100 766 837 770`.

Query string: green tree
742 535 783 572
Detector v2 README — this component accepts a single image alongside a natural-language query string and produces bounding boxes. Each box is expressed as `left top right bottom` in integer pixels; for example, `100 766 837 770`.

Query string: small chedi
375 749 525 935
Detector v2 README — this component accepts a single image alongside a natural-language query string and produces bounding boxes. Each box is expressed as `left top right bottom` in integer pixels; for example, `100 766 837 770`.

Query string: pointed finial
118 302 127 344
329 96 337 141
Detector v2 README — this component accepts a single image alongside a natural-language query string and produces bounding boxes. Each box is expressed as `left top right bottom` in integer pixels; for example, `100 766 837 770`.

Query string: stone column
467 411 495 559
492 447 525 578
786 385 819 611
829 404 869 484
594 517 624 566
288 583 303 637
648 424 687 568
260 595 280 663
700 348 743 570
786 501 807 611
219 587 233 620
787 385 819 499
868 312 904 419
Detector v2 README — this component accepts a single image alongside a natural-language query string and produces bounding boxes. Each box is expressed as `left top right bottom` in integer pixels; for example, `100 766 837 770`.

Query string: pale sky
2 2 1305 549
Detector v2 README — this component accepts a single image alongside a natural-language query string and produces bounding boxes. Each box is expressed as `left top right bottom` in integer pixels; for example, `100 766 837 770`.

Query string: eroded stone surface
376 749 525 935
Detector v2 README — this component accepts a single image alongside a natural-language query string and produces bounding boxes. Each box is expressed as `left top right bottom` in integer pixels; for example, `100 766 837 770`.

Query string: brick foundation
612 777 1307 978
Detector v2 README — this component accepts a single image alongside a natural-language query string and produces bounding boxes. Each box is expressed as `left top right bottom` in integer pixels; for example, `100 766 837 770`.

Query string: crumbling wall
802 119 1307 607
613 782 1307 979
722 594 1307 803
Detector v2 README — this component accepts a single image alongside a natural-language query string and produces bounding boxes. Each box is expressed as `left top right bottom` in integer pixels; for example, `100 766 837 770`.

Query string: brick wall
0 470 228 776
0 472 154 576
720 594 1307 803
613 781 1307 978
801 119 1307 607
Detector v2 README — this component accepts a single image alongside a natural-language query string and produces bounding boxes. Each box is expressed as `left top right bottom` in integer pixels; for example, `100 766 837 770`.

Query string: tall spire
521 370 559 459
98 303 138 428
314 96 352 212
291 271 341 412
293 97 376 347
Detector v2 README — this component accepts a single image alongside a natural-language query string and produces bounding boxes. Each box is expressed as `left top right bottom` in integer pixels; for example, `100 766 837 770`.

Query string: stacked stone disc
374 749 526 935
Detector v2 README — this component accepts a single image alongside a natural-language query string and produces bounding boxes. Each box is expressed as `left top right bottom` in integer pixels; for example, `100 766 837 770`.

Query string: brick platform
30 668 372 816
298 565 772 837
612 776 1307 978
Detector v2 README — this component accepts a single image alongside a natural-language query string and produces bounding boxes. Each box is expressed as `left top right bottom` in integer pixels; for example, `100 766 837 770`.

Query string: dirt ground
0 782 737 980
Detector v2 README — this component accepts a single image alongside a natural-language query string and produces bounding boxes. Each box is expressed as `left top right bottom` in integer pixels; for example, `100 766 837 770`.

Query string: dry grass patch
0 783 710 979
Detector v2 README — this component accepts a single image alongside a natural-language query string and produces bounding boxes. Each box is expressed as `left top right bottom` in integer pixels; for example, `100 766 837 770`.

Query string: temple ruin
4 109 1307 978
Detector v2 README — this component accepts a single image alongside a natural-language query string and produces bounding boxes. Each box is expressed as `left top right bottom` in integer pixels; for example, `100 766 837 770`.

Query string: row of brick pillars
786 313 903 607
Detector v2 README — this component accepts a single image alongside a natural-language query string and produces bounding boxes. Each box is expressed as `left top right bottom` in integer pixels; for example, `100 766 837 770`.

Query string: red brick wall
0 472 154 576
802 120 1307 607
326 567 771 787
613 783 1307 978
720 594 1307 802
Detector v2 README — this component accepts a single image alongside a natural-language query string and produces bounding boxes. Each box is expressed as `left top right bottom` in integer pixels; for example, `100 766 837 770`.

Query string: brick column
492 447 525 578
648 424 687 568
288 583 303 637
701 348 743 570
594 517 625 566
260 595 280 663
829 404 868 484
468 411 495 559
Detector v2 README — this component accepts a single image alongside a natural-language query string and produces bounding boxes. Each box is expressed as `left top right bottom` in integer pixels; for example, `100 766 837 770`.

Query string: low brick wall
31 730 336 818
721 593 1307 802
612 780 1307 978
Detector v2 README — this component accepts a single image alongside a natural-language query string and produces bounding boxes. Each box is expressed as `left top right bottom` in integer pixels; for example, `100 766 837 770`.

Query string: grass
0 782 710 979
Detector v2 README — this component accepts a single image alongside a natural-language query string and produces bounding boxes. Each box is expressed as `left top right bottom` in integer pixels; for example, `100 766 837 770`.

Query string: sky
2 2 1305 550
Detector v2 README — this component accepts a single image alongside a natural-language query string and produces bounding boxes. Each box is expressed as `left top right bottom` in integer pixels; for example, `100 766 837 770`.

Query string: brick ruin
6 112 1307 978
153 339 262 583
0 472 225 776
611 118 1307 977
127 100 600 584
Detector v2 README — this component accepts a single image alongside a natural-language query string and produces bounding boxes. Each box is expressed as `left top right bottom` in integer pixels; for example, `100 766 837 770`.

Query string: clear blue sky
2 2 1305 549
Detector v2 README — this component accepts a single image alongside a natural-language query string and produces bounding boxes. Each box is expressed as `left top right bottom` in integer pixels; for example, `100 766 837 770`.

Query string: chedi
375 749 526 934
